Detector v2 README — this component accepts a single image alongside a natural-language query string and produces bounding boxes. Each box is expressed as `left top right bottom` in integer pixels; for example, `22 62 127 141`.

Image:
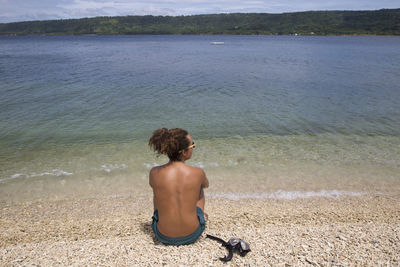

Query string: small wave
11 173 24 179
192 162 205 168
210 190 365 200
30 169 73 177
0 169 73 182
143 163 159 169
99 164 127 173
227 160 238 166
192 162 220 168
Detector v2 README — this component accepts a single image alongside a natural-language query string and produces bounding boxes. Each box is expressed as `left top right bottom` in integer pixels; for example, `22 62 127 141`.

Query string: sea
0 35 399 203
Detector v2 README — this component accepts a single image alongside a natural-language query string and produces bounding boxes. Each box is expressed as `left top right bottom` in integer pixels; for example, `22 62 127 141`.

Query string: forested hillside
1 9 399 35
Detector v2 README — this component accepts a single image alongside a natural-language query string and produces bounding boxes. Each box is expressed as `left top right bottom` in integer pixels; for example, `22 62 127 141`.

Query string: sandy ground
1 192 399 266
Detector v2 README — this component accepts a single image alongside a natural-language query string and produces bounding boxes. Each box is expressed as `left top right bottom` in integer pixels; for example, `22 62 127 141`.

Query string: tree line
0 9 399 36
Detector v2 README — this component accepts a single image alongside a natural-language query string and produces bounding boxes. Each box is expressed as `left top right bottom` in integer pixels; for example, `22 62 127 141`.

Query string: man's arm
149 168 157 210
201 170 209 189
153 195 157 210
197 170 208 213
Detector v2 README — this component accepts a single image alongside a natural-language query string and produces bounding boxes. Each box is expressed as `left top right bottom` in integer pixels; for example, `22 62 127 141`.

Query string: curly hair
148 128 190 161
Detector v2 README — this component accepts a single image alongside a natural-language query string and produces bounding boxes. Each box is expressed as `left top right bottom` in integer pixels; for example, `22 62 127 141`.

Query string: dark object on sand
206 234 251 262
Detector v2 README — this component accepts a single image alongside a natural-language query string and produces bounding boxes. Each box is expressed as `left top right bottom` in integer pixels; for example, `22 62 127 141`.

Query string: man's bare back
150 161 208 237
148 131 209 240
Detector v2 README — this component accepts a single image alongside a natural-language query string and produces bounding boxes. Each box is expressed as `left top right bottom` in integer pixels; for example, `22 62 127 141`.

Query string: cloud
63 1 400 16
1 0 399 23
56 0 175 17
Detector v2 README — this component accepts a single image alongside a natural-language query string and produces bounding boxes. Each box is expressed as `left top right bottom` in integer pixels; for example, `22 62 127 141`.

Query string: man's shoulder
149 166 159 173
186 165 208 187
185 165 207 182
186 164 205 174
149 165 165 176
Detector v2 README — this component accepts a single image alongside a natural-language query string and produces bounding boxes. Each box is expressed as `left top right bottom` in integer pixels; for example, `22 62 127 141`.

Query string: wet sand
1 192 399 266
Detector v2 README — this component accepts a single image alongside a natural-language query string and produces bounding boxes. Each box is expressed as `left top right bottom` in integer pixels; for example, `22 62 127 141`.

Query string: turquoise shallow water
0 134 399 203
0 35 399 203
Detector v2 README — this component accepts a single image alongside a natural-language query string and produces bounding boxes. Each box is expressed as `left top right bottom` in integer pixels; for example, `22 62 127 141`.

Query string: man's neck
169 160 185 164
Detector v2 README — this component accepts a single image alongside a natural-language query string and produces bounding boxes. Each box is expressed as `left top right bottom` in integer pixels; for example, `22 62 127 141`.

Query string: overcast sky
1 0 399 23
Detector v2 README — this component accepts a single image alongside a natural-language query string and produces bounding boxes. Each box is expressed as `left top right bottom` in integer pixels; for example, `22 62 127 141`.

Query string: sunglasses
187 141 196 150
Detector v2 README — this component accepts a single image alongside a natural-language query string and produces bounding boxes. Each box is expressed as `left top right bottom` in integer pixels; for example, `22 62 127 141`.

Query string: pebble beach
1 189 399 266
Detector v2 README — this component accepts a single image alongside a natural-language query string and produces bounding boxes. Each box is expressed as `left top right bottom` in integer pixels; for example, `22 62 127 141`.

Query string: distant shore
1 9 399 36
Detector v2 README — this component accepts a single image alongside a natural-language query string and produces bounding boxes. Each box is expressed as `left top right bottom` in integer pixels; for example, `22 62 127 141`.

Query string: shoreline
1 193 399 265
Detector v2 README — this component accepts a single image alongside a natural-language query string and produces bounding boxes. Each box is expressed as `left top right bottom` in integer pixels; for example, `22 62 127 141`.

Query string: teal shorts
152 207 206 246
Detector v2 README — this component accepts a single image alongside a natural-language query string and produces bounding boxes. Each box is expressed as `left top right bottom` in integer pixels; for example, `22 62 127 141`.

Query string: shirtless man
149 128 209 245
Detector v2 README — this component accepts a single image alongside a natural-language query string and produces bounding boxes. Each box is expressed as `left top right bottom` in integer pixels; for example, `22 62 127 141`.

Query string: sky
0 0 399 23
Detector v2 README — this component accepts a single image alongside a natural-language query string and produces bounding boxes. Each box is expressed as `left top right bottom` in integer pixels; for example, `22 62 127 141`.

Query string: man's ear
180 149 189 160
181 149 187 157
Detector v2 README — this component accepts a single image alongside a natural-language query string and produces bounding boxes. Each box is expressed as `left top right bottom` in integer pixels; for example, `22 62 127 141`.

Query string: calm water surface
0 35 399 202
